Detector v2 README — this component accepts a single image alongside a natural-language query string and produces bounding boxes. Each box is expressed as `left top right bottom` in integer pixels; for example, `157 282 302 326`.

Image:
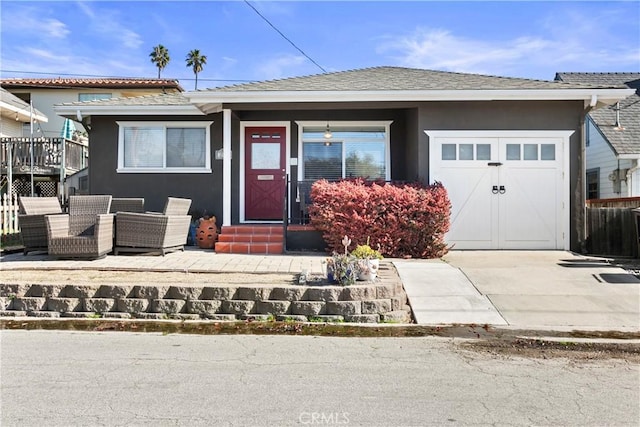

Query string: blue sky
1 1 638 91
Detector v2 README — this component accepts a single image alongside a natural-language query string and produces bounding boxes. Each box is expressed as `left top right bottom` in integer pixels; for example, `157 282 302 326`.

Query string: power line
243 0 327 74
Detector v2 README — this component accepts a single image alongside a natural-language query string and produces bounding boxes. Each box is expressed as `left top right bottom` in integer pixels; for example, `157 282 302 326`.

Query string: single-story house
555 72 639 199
54 67 632 253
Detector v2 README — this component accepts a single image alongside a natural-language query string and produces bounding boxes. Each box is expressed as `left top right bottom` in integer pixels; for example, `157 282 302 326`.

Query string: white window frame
295 120 392 181
117 121 213 173
79 93 112 102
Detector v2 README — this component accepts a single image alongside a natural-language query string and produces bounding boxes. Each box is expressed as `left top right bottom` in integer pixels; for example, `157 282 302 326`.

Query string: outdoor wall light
324 122 332 139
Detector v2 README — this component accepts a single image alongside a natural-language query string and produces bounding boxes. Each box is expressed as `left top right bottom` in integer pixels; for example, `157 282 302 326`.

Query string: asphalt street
1 330 637 426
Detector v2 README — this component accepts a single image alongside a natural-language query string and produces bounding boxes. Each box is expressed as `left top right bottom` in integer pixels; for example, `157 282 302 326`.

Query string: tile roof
204 66 623 92
1 77 183 91
556 72 640 156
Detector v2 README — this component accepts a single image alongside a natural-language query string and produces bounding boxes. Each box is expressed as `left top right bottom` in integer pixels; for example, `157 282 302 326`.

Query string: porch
0 137 88 197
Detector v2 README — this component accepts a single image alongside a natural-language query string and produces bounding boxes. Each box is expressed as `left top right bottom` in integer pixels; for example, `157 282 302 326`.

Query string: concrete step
218 234 283 243
214 242 284 254
217 225 285 254
220 225 283 235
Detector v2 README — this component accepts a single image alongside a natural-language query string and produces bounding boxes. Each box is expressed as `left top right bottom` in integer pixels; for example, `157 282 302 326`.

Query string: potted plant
352 241 383 281
325 253 358 286
324 235 358 286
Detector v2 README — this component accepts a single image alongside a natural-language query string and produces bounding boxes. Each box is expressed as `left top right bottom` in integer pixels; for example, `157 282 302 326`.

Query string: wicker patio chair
18 197 63 255
110 198 145 213
114 197 192 256
45 195 113 259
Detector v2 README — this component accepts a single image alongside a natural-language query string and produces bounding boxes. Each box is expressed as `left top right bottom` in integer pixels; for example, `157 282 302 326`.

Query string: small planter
325 254 358 286
357 259 379 281
196 216 218 249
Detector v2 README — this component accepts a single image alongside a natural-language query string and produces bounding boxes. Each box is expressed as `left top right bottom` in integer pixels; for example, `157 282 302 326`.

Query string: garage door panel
501 167 558 248
427 131 569 250
444 167 495 246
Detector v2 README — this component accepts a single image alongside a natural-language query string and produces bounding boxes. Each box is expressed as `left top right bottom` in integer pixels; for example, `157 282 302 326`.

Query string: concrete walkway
444 251 640 330
2 249 639 331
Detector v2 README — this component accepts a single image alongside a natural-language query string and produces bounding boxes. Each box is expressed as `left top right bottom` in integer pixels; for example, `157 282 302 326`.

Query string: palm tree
186 49 207 90
149 44 170 78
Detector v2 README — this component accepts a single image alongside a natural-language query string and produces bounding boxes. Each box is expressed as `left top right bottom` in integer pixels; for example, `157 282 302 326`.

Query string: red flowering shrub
308 179 451 258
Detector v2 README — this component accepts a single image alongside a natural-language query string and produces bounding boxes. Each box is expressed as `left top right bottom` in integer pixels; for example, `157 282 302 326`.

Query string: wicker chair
45 195 113 259
114 197 192 256
110 198 145 214
18 197 63 255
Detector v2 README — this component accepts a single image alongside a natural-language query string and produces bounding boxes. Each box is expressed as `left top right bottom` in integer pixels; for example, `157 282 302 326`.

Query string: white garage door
427 131 573 250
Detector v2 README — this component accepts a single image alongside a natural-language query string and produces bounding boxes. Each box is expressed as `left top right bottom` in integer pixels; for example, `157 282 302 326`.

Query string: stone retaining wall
0 264 412 323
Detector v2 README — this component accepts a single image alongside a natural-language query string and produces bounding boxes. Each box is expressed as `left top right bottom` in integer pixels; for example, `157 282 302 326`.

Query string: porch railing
0 137 87 176
0 193 19 235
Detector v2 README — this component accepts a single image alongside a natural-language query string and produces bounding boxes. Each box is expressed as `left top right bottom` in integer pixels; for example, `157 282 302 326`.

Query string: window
441 143 491 161
506 143 556 161
117 121 212 173
78 93 112 102
586 168 599 200
298 122 390 181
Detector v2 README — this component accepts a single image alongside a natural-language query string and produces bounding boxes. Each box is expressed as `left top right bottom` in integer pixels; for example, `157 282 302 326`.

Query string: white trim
116 120 212 173
239 121 291 223
1 102 48 123
426 130 574 139
295 120 392 181
618 154 640 160
188 88 633 106
222 109 232 226
425 129 574 250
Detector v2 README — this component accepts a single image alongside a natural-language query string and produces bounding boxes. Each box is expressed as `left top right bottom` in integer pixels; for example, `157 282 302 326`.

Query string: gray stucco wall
86 99 584 250
416 100 584 251
88 114 224 219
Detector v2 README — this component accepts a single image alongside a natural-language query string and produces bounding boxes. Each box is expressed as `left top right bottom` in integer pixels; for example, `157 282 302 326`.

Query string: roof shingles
556 72 640 155
206 66 623 92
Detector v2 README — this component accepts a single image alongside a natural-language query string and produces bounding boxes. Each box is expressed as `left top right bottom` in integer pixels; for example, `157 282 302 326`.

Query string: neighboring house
1 78 183 139
1 87 54 196
555 72 640 199
0 87 48 137
54 67 632 252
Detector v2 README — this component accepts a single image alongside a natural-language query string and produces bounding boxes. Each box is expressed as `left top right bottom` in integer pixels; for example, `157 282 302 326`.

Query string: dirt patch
459 337 640 362
2 319 638 361
2 269 297 286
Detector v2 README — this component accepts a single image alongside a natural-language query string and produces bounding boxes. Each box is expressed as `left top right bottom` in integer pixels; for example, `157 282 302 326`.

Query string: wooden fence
1 193 20 235
586 207 639 257
586 197 640 209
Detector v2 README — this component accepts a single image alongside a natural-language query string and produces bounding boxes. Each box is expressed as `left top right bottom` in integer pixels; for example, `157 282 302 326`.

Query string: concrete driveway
442 251 640 330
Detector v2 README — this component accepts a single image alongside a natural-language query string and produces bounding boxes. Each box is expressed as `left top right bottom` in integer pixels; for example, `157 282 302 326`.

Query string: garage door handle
488 162 503 167
499 185 506 194
492 186 499 194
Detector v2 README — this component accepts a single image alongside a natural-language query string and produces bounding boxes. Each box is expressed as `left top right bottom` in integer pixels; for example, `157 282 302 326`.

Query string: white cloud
43 19 70 39
378 8 639 78
379 29 551 75
75 2 143 50
1 7 70 40
255 54 308 80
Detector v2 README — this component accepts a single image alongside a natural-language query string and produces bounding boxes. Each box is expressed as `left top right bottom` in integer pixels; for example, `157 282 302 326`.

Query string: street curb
2 317 639 342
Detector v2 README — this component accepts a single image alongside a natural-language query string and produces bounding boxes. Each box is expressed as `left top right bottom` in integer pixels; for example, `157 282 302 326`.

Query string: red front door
245 127 286 220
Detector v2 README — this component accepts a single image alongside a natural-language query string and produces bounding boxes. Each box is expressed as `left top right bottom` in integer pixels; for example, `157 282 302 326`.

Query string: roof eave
186 88 635 105
0 101 48 122
53 104 204 118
